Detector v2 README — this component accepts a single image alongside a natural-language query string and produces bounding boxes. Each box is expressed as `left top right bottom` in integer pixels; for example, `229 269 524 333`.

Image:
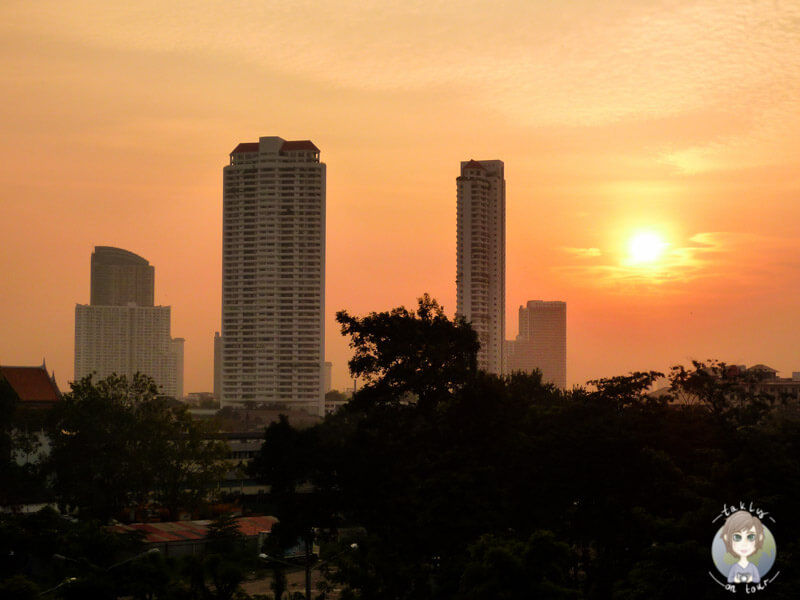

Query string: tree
46 374 149 520
586 370 664 410
0 375 17 465
47 373 228 522
249 416 334 599
152 406 228 521
667 360 777 425
0 574 39 600
459 532 579 599
336 293 479 410
0 506 149 600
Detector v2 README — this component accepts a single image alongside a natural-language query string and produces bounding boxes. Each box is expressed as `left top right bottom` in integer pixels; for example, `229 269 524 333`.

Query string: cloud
562 247 602 258
555 232 800 294
3 1 799 173
5 1 799 124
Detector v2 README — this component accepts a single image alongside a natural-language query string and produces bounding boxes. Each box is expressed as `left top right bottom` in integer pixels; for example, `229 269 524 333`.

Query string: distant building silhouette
506 300 566 389
457 159 505 374
324 361 332 394
75 247 183 398
90 246 154 307
221 137 325 415
213 331 222 401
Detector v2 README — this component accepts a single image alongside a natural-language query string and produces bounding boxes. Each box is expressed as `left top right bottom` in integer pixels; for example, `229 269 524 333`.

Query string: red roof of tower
230 140 319 154
230 142 260 154
281 140 319 152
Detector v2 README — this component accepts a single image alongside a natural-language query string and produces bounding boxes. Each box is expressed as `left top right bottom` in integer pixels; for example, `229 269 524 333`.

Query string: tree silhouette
46 373 227 522
336 293 479 410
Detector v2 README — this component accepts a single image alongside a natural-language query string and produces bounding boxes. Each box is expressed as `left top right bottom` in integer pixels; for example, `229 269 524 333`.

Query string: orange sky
2 1 800 394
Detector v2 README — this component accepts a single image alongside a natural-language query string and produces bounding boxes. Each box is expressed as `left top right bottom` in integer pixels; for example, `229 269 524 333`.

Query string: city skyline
3 2 800 393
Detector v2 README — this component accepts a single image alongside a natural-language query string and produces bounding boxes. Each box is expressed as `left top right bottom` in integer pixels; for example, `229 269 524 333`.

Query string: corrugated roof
107 515 278 544
1 365 61 405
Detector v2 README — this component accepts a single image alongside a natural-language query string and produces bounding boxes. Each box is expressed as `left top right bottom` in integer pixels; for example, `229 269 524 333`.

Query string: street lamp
259 543 357 600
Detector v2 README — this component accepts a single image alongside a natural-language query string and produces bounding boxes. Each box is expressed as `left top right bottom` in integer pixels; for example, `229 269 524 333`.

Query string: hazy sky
3 1 800 393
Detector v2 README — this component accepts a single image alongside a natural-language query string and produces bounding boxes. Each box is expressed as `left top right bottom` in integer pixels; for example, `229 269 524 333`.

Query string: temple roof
1 364 62 407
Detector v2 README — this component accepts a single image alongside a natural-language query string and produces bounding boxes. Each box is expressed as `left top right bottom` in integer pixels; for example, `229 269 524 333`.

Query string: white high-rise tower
221 136 325 415
456 159 505 374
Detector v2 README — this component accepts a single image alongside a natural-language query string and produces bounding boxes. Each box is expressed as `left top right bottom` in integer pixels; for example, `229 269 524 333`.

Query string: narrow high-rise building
221 136 325 415
506 300 566 389
75 247 183 397
456 159 505 374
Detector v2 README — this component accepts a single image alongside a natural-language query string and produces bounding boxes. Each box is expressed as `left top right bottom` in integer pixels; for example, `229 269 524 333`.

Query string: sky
2 1 800 394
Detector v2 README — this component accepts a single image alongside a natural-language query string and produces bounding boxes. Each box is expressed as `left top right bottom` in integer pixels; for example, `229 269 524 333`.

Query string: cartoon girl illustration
720 511 764 583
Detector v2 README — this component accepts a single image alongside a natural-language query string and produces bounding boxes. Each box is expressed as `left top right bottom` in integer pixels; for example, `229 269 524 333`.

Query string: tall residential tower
456 159 505 374
221 136 325 415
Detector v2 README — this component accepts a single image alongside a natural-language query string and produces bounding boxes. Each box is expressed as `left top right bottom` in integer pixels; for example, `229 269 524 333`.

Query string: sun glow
627 231 668 264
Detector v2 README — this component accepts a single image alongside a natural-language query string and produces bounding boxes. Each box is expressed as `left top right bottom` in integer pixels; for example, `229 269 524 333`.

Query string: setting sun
627 232 667 264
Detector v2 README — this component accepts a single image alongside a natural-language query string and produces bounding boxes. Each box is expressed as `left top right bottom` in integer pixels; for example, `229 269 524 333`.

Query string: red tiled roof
281 140 319 152
1 365 61 405
107 516 278 544
463 160 484 170
231 142 260 154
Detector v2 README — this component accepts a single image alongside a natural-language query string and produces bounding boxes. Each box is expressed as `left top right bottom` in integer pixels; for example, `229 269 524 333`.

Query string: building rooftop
230 140 319 154
281 140 319 152
92 246 150 266
107 515 278 543
462 159 485 170
230 142 260 154
0 362 62 408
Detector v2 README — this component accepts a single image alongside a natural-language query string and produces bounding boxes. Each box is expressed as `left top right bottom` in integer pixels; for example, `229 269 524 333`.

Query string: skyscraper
456 159 505 374
506 300 566 389
221 136 325 415
90 246 154 307
74 247 183 397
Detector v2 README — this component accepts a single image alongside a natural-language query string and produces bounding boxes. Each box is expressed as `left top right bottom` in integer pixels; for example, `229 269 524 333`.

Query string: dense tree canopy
252 296 800 599
46 373 228 522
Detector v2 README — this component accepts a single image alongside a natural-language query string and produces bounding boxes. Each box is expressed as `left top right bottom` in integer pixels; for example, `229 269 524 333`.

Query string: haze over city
3 1 800 394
